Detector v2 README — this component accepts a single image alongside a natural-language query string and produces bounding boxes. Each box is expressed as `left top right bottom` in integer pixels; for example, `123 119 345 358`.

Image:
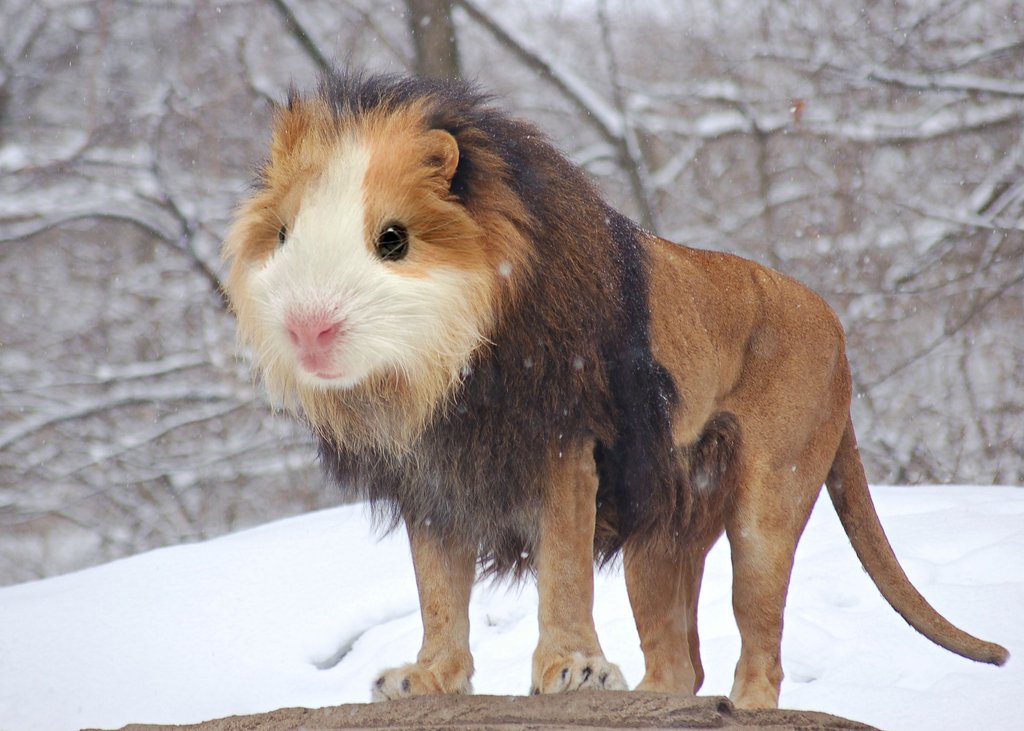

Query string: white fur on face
245 137 488 397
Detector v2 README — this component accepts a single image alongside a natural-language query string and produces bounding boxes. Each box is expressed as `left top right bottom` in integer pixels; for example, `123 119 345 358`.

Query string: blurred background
1 0 1021 585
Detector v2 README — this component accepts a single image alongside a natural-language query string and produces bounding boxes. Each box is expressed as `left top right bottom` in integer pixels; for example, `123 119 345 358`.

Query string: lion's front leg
530 442 627 695
372 521 476 701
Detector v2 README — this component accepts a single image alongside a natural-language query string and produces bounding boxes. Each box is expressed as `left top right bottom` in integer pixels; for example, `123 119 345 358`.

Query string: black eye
277 224 287 246
376 224 409 261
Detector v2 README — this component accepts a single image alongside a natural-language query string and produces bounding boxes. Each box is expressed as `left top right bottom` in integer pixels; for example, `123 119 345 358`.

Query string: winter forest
1 0 1021 585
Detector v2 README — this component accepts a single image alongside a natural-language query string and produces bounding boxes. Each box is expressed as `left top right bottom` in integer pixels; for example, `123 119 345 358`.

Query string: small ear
425 129 460 185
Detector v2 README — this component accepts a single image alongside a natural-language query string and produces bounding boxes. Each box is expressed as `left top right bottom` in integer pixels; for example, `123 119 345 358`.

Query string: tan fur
628 234 1007 708
224 75 1007 712
640 234 879 707
373 524 475 700
530 441 627 694
625 544 708 694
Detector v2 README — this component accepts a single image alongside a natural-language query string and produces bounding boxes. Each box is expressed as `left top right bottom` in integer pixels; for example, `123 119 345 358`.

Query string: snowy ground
1 485 1020 731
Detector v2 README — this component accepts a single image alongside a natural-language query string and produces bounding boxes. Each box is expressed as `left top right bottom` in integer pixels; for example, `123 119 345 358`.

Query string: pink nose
285 313 343 353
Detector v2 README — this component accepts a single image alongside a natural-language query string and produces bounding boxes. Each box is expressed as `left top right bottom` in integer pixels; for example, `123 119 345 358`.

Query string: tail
825 417 1009 666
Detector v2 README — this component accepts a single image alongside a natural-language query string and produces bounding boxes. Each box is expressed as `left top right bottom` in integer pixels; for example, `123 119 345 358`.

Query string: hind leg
726 455 834 709
625 538 716 693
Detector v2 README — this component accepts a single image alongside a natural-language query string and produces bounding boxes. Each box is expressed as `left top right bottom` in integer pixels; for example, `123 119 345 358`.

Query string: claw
534 653 626 694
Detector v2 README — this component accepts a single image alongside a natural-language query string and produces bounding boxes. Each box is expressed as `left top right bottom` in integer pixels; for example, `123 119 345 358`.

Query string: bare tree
1 0 1020 585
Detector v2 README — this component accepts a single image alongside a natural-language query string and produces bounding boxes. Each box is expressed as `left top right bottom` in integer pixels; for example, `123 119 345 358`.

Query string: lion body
223 71 1006 709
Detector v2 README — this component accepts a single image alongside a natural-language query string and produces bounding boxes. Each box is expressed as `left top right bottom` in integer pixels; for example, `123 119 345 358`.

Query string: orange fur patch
360 106 488 277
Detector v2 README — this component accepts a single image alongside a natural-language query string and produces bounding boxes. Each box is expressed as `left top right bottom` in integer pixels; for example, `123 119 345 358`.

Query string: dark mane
316 70 492 120
313 71 684 576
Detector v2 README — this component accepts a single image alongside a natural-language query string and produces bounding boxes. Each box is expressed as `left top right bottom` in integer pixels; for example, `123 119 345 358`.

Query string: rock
104 692 877 730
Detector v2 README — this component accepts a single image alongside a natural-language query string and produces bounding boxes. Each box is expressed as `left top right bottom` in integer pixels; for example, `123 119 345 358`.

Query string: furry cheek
244 236 492 399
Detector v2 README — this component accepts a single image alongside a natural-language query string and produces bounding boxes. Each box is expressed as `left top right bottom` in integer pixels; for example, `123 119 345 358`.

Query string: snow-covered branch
454 0 659 229
864 67 1024 99
2 0 1022 584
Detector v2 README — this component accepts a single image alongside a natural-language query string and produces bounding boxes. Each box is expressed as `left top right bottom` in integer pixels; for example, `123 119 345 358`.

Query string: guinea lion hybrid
222 72 1007 709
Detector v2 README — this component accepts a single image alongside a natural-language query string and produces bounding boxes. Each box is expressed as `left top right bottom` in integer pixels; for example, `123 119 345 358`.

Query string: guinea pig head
222 97 497 436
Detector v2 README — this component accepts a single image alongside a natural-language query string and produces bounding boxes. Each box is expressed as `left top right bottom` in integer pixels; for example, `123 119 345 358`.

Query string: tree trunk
405 0 460 79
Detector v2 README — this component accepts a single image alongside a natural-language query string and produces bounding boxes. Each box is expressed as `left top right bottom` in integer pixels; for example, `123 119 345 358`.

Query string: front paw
531 651 628 694
371 661 472 701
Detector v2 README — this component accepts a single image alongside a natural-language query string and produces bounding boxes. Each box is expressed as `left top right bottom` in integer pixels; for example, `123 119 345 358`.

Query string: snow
1 485 1020 731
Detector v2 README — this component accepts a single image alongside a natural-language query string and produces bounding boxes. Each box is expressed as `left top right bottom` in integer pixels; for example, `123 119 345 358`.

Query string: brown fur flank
223 71 1007 709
